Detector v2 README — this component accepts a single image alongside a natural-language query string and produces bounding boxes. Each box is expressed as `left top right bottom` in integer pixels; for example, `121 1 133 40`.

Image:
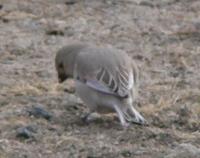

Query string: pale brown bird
55 43 146 127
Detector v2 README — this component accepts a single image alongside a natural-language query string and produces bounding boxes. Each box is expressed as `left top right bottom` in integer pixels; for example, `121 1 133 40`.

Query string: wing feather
74 47 134 97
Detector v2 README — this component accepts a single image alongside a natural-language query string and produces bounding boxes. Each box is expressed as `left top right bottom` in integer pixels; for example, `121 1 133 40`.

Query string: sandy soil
0 0 200 157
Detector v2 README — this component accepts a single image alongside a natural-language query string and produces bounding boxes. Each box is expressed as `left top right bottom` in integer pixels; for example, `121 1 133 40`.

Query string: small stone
121 150 132 157
178 105 191 117
16 126 36 139
27 105 52 120
139 1 155 8
0 4 3 10
46 30 64 36
65 0 77 5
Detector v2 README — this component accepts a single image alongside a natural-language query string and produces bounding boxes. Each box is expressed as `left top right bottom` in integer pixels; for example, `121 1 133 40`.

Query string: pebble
27 105 52 120
16 125 37 139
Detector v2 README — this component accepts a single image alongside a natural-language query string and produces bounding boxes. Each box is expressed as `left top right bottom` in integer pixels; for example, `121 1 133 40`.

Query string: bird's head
55 55 69 83
55 43 86 83
55 63 68 83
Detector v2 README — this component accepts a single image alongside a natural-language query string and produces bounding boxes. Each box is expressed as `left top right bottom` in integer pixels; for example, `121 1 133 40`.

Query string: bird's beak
58 74 68 83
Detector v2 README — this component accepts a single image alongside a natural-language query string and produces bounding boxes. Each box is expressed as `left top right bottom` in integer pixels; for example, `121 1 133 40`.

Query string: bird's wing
74 47 134 97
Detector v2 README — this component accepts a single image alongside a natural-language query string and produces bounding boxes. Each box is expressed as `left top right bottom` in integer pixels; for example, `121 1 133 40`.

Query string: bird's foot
132 113 148 126
121 122 130 128
124 110 148 125
81 112 101 123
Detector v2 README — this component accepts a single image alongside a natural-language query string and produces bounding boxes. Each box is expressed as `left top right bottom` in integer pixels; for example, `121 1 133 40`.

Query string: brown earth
0 0 200 158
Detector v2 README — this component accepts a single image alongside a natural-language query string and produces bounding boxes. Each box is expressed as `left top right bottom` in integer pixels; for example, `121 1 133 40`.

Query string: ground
0 0 200 158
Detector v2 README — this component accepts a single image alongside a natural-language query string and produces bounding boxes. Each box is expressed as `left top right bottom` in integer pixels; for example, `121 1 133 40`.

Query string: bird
55 42 147 127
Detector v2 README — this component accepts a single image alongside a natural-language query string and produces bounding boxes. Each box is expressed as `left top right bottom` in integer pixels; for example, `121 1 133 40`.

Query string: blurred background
0 0 199 157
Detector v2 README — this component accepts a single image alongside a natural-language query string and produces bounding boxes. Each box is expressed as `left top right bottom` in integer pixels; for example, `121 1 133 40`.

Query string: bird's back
74 46 135 98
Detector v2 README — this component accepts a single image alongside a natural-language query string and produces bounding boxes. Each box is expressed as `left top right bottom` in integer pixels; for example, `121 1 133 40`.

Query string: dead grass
0 0 200 157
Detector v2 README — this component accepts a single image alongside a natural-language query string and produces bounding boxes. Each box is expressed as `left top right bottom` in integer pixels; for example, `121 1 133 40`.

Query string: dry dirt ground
0 0 200 158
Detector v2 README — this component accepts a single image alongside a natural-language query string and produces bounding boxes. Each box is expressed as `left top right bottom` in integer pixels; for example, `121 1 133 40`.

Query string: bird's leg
113 104 129 127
